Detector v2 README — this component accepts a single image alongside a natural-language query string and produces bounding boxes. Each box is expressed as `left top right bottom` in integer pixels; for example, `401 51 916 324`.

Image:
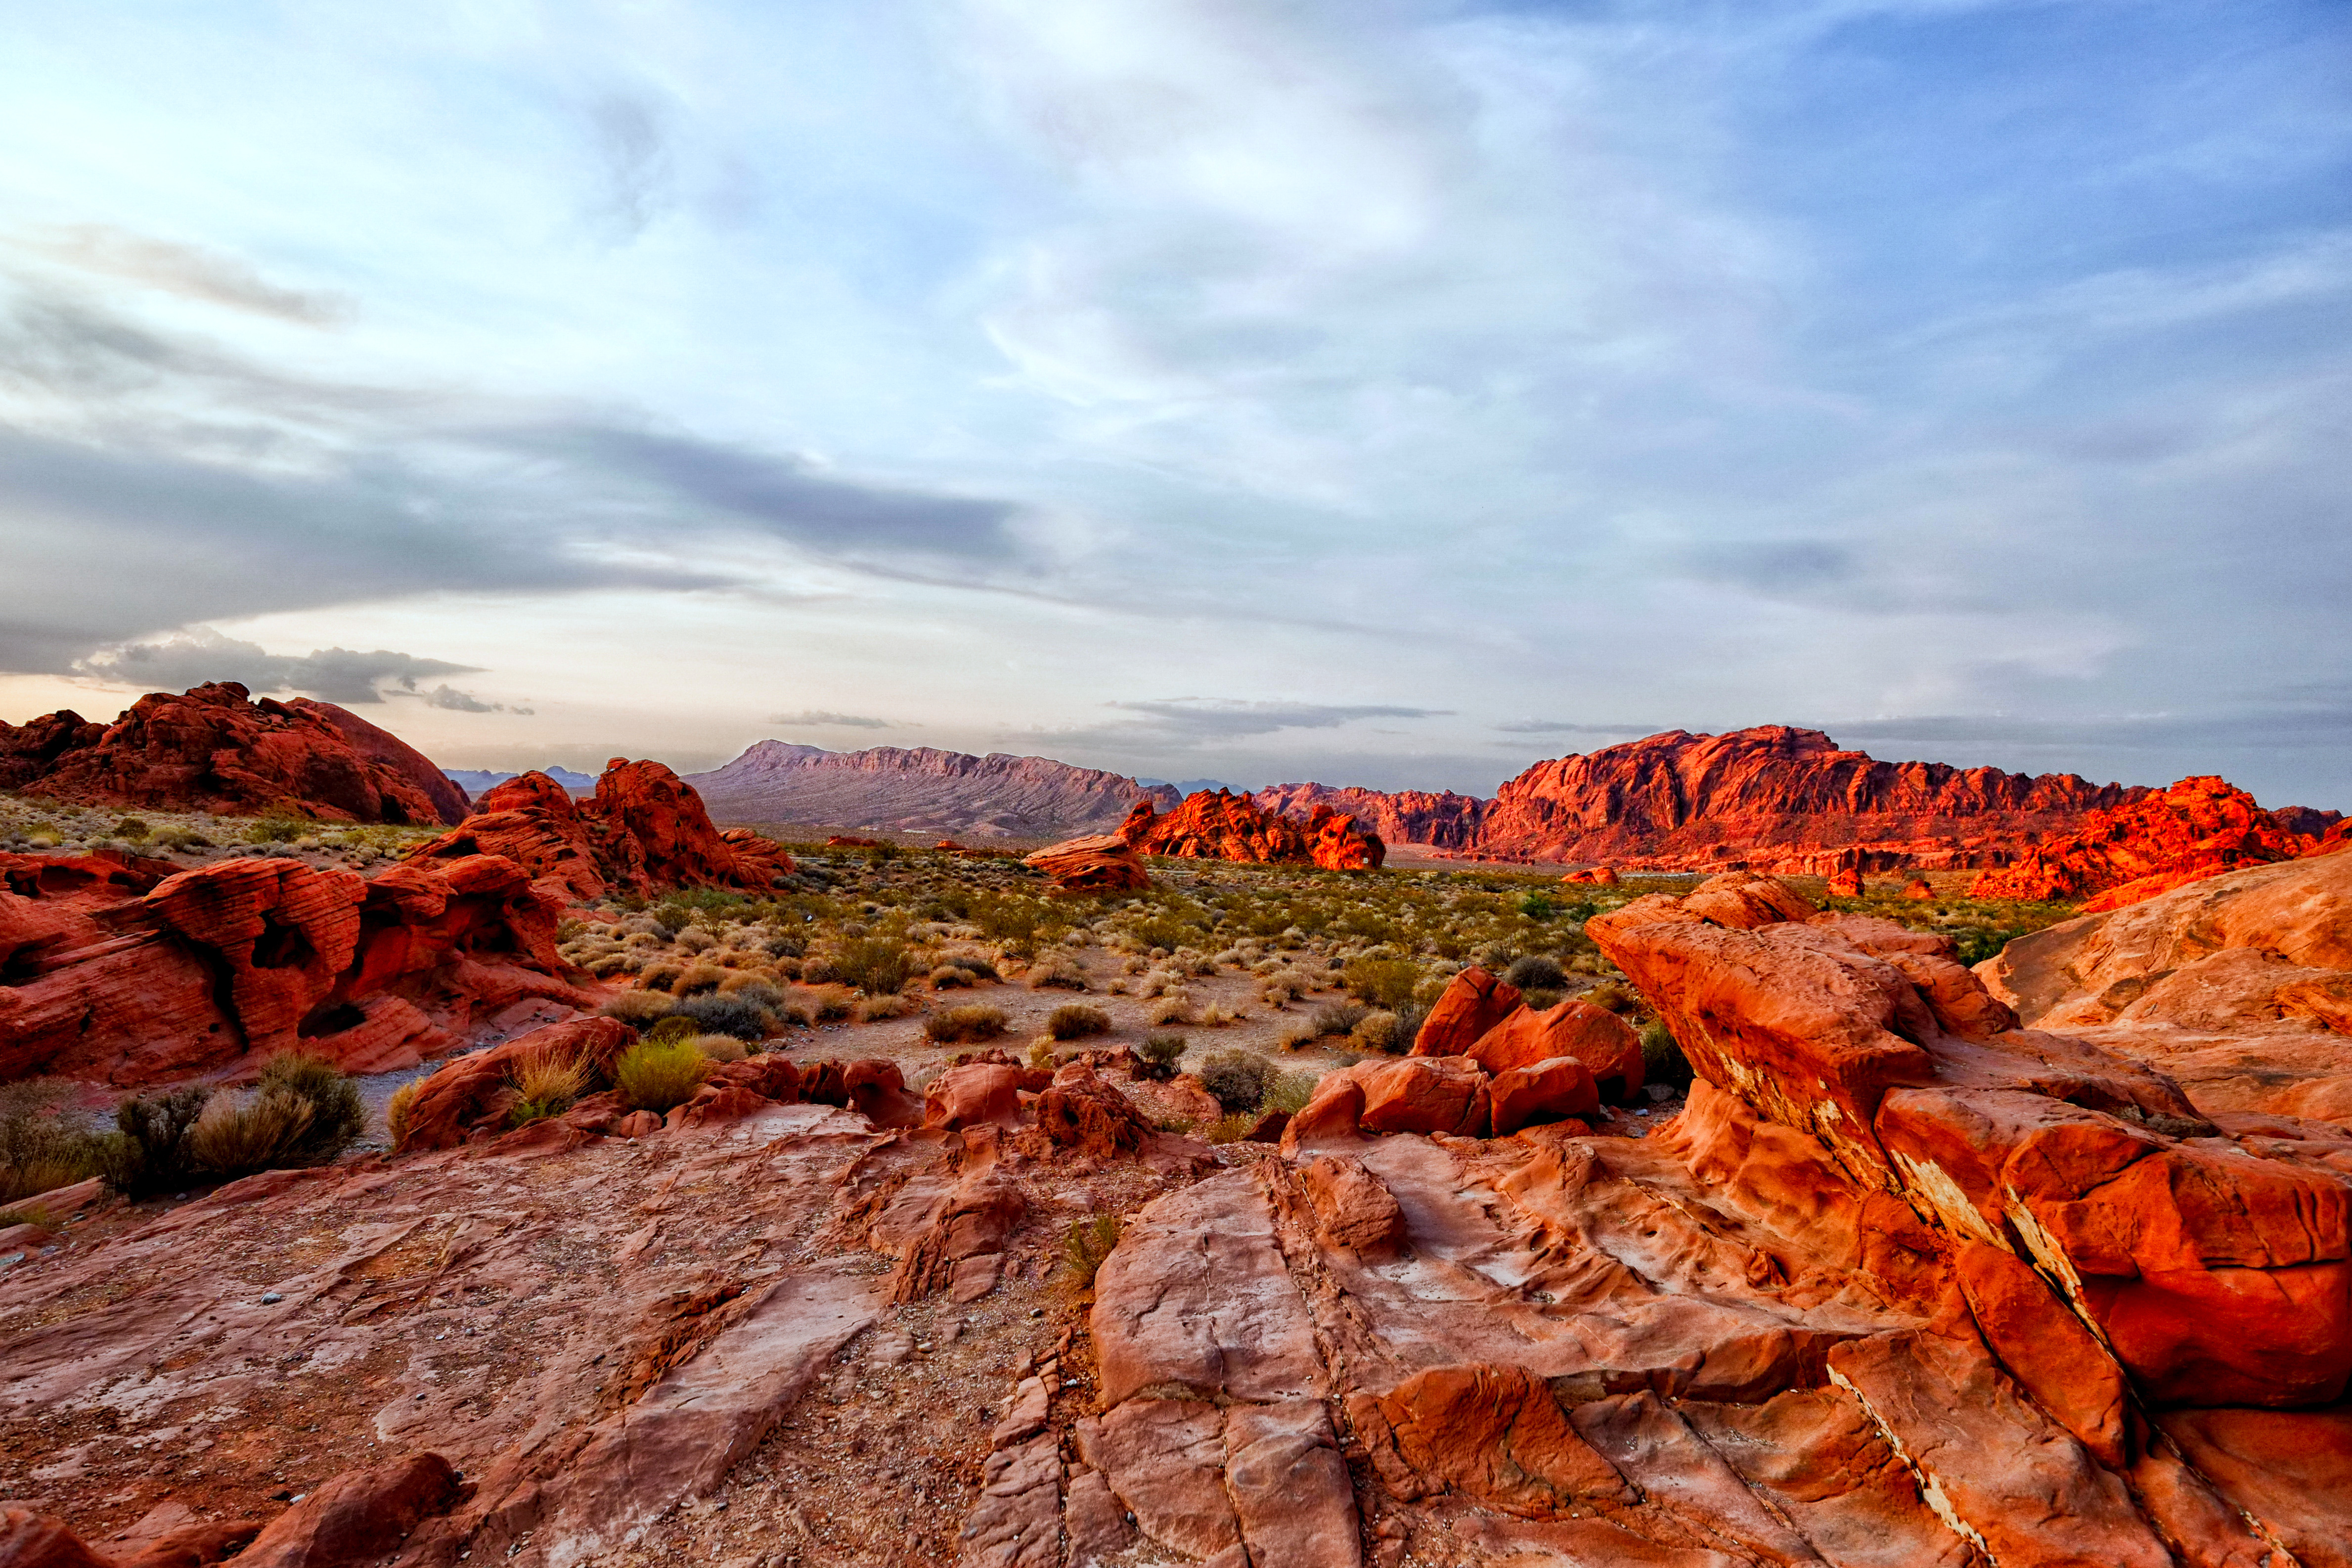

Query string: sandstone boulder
1410 966 1521 1057
1462 997 1642 1099
1021 834 1149 893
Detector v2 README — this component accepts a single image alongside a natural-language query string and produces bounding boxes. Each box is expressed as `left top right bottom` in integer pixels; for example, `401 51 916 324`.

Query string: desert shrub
507 1048 588 1126
692 1033 749 1063
1342 957 1420 1011
674 926 718 954
925 1004 1010 1044
1518 987 1563 1012
612 1039 711 1114
854 993 914 1022
1585 981 1643 1018
251 1054 365 1165
1349 1010 1405 1053
112 817 151 842
1203 1111 1261 1145
105 1087 212 1197
1267 1069 1320 1115
929 964 973 989
1517 892 1556 921
638 960 686 992
833 937 913 995
1046 1004 1112 1041
1056 1213 1123 1299
791 984 854 1021
1642 1020 1694 1093
245 817 306 845
717 976 783 1008
185 1091 315 1176
1146 994 1194 1027
1198 1050 1275 1114
1138 1034 1187 1080
1027 958 1089 991
670 991 772 1040
387 1081 421 1149
1027 1038 1059 1072
1276 1022 1320 1051
0 1080 114 1206
646 1014 700 1045
150 825 211 851
1503 954 1568 993
668 962 727 996
1198 1003 1242 1027
1310 1000 1369 1038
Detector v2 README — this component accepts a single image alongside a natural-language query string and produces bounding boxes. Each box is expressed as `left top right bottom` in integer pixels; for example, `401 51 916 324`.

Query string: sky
0 0 2346 806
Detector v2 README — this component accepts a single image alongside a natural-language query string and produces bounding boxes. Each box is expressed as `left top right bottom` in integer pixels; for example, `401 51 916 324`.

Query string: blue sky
0 0 2345 805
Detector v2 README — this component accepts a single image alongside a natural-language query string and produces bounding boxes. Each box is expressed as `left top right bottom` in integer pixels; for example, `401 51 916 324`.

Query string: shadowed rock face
684 739 1179 839
1120 790 1385 871
1253 782 1490 850
0 683 466 826
1969 773 2321 909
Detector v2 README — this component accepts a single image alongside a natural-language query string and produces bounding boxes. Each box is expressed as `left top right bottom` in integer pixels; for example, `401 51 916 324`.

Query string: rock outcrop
0 683 466 825
1022 834 1151 893
684 740 1178 839
1252 782 1488 850
405 760 796 900
1120 790 1385 872
0 848 592 1085
1968 773 2319 910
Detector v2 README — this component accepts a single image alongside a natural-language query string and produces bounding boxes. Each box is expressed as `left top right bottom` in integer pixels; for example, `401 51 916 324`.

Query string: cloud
12 224 354 324
585 91 676 240
417 684 533 715
1492 719 1660 736
1106 698 1451 743
768 709 893 729
76 629 478 704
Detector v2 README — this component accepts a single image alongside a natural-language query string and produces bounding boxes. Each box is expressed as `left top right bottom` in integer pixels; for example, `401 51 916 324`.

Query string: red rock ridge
0 682 463 825
1251 782 1487 849
406 758 797 900
1119 790 1384 871
685 740 1177 839
1970 774 2319 911
286 698 472 825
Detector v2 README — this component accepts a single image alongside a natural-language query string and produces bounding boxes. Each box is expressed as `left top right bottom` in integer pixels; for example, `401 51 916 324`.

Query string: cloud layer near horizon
0 0 2345 805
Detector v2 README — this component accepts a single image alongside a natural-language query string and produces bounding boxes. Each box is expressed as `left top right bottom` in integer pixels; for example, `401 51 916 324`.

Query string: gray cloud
417 684 533 715
768 709 893 729
586 91 675 240
1107 698 1451 743
1676 540 1858 596
77 630 477 705
13 224 354 324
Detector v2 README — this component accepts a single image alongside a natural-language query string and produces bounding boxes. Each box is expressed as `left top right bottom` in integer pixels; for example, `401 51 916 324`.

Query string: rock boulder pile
1120 790 1384 872
1970 773 2326 910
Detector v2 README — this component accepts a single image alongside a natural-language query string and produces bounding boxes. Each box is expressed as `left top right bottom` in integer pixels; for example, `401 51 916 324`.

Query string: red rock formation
1411 967 1521 1056
405 759 796 899
1253 782 1487 849
1559 865 1618 886
1119 791 1385 872
1475 725 2144 872
0 683 459 825
1460 998 1643 1099
1969 774 2316 910
1021 834 1150 893
284 699 471 824
0 849 592 1086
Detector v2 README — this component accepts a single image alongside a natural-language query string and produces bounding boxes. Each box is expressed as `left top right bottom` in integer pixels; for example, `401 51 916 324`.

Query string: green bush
1342 957 1419 1011
924 1004 1010 1044
1642 1020 1694 1093
1266 1069 1320 1115
1138 1034 1187 1080
1503 954 1567 992
1046 1004 1112 1041
112 817 151 842
612 1039 712 1114
106 1086 214 1197
245 817 307 845
149 825 212 852
833 937 913 995
1057 1213 1122 1299
1198 1050 1275 1114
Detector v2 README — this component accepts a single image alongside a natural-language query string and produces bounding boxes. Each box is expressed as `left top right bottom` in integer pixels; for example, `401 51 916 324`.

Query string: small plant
670 992 773 1040
1503 954 1568 993
1198 1050 1275 1114
645 1014 700 1046
925 1004 1010 1044
637 960 686 992
112 817 151 842
928 964 973 989
253 1053 365 1165
105 1086 213 1197
1349 1010 1405 1053
1026 958 1089 991
507 1048 588 1126
1146 994 1194 1027
1517 892 1556 921
149 825 211 852
1046 1004 1112 1041
854 992 914 1022
1642 1020 1694 1093
1027 1038 1060 1073
387 1081 421 1149
1056 1213 1123 1299
1203 1111 1262 1144
1342 957 1420 1011
692 1033 749 1063
832 937 913 995
612 1039 711 1114
1310 1000 1369 1038
1266 1069 1320 1114
185 1090 315 1175
670 962 728 995
0 1080 115 1206
673 926 718 954
1138 1034 1187 1080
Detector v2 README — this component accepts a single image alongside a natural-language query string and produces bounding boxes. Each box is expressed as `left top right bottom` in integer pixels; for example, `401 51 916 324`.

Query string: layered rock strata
0 682 468 825
1022 834 1151 893
1120 790 1384 872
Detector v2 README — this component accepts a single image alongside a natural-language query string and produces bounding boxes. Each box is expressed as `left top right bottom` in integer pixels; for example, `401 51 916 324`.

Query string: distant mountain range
682 742 1180 839
442 765 598 796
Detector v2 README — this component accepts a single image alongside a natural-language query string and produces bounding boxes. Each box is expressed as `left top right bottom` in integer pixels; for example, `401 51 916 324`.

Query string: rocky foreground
5 852 2351 1566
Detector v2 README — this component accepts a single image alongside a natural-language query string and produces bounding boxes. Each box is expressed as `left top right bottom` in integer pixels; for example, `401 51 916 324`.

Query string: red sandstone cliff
1120 789 1383 871
0 682 467 826
1251 782 1487 849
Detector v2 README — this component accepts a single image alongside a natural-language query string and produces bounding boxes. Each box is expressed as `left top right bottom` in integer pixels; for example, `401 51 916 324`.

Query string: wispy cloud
75 628 477 705
769 709 893 729
11 224 354 324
